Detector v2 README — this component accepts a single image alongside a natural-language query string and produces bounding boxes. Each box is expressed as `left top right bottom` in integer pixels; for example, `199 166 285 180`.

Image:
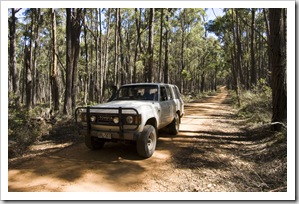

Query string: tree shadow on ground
157 123 287 192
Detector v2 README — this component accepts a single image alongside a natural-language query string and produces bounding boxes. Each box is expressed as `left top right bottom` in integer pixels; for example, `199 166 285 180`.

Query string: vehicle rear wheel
169 113 180 135
85 136 105 150
137 125 157 158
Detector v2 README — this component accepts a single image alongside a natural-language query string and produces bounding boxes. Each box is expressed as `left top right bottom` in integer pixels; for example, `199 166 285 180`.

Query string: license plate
97 133 112 139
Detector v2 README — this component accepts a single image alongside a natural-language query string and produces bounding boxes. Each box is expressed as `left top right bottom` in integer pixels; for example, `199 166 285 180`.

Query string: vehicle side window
165 86 173 100
173 86 180 99
160 87 168 101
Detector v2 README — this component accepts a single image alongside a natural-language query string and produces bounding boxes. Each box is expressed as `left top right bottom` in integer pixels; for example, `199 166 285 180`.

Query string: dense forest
8 8 287 130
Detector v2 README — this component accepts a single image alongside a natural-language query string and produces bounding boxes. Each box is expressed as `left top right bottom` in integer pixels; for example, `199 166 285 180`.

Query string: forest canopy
7 7 287 130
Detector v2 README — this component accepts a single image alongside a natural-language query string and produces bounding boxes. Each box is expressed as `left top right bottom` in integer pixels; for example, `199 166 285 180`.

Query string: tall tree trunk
269 8 287 131
95 8 100 102
163 9 170 83
235 9 244 88
25 44 32 109
27 11 35 108
64 8 73 115
71 8 82 109
200 71 205 93
118 9 126 85
133 8 141 83
158 8 164 82
180 9 186 92
83 9 89 104
9 8 20 106
126 31 131 83
32 8 41 106
250 8 257 87
63 8 82 115
99 8 104 103
263 8 272 86
231 10 241 106
104 8 111 95
145 8 154 82
114 8 119 86
51 8 59 111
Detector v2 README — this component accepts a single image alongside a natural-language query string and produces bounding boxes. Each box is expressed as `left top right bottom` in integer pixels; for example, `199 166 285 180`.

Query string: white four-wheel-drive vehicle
75 83 184 158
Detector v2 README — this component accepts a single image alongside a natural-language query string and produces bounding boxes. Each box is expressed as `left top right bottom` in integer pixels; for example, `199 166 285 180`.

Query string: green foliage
233 80 272 124
273 128 287 143
181 89 217 103
8 105 52 156
136 60 144 74
9 8 273 116
181 69 191 81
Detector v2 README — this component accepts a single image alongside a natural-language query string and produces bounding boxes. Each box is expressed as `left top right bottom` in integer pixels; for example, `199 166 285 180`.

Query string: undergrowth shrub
232 79 272 124
8 106 51 157
182 90 217 103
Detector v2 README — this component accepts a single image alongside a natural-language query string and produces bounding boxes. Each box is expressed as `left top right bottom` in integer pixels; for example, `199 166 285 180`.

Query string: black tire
137 125 157 158
169 113 180 135
85 136 105 150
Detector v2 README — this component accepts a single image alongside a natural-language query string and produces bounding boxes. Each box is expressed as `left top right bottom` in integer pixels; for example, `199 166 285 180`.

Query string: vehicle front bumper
75 106 142 141
78 128 140 141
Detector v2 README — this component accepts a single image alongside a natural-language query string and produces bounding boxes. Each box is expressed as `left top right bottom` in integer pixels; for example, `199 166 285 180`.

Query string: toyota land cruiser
75 83 184 158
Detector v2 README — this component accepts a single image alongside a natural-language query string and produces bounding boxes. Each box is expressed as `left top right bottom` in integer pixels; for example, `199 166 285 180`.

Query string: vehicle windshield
115 85 158 101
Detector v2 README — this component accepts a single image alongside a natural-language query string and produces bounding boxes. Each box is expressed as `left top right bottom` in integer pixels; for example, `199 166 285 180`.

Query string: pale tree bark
133 8 141 83
158 8 164 82
50 8 59 111
163 9 171 83
250 8 257 87
25 43 32 110
32 8 41 107
145 8 154 82
104 8 111 90
231 9 241 106
114 8 119 86
83 8 89 104
99 8 104 103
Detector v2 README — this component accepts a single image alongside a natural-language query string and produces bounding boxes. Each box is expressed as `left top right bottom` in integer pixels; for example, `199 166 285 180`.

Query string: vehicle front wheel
85 136 105 150
169 113 180 135
137 125 157 158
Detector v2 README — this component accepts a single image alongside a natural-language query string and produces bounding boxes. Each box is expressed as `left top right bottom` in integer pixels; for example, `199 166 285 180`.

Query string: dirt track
8 87 275 193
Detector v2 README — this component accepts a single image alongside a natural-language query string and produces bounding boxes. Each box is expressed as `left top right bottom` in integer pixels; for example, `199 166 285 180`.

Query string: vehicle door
172 85 184 117
158 85 174 128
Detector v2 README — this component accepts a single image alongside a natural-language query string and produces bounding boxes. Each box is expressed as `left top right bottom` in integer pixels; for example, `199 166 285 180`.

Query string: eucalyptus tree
50 8 59 111
8 8 21 107
269 8 287 131
173 8 205 93
250 8 257 87
103 8 111 90
63 8 83 115
145 8 154 82
163 8 172 83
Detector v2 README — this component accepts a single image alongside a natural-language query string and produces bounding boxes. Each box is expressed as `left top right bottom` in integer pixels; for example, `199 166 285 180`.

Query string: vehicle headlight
126 116 134 124
90 116 96 122
113 117 119 124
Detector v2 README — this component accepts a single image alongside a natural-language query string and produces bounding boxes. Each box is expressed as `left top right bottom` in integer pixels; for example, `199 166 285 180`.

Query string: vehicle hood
90 100 157 114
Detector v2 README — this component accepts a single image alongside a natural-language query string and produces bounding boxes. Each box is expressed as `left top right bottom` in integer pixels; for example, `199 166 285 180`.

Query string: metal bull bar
75 106 140 138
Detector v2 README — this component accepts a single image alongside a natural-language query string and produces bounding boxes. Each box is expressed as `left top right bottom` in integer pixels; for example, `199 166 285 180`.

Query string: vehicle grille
97 115 113 122
91 114 116 124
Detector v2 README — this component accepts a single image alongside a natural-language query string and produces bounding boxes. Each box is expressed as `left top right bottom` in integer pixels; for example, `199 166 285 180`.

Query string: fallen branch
269 186 287 192
270 122 287 129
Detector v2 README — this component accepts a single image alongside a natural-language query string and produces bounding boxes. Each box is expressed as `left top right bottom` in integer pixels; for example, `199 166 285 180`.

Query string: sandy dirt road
8 87 255 193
